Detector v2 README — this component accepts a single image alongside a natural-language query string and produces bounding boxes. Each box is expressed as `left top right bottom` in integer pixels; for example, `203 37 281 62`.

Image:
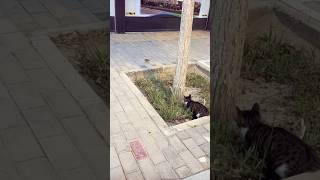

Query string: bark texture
173 0 195 97
210 0 249 122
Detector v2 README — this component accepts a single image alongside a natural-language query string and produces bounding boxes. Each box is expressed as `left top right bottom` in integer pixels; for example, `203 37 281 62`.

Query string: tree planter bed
124 63 210 135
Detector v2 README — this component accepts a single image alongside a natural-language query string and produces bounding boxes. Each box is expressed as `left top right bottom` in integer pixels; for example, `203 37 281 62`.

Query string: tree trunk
173 0 195 98
210 0 249 122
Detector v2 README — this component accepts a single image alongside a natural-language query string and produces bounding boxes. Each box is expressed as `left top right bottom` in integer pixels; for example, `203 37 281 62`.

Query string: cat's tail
299 118 306 139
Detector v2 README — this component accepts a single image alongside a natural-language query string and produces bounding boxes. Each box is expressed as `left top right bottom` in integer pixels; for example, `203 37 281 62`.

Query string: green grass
213 30 320 179
76 45 108 87
135 72 209 122
186 73 210 107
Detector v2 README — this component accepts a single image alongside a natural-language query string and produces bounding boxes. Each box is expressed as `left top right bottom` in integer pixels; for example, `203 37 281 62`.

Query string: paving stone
32 13 60 29
202 132 210 142
80 0 106 14
43 90 83 118
110 146 121 169
200 142 210 156
27 68 65 93
0 17 18 34
182 138 206 158
118 151 139 174
138 158 161 180
110 166 126 180
8 82 46 110
111 133 130 153
115 111 130 124
194 125 209 134
183 169 210 180
16 157 59 180
22 106 64 138
0 53 29 84
61 166 96 180
0 148 22 179
124 130 139 141
0 171 12 180
179 150 203 174
61 116 104 147
139 131 166 165
20 0 48 14
58 9 98 25
162 147 185 169
13 49 47 70
156 161 178 179
57 0 84 9
39 0 70 18
32 37 99 102
176 130 190 140
198 156 210 169
0 99 26 129
168 135 187 153
80 145 108 180
175 165 192 179
110 120 122 135
203 123 210 131
150 131 168 150
186 128 207 146
0 33 33 51
81 99 107 141
40 135 85 170
126 170 144 180
1 126 44 162
0 81 10 99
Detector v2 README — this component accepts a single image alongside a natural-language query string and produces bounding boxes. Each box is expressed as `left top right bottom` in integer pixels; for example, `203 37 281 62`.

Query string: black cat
184 94 209 120
235 103 320 179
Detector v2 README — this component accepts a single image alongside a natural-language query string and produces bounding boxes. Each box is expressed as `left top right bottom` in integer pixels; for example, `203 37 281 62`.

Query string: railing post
115 0 126 33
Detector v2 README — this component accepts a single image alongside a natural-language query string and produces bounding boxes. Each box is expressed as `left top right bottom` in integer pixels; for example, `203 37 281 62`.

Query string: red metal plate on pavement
130 140 148 160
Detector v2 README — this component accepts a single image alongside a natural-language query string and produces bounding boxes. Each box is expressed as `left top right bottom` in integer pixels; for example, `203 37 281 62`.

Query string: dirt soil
238 8 320 137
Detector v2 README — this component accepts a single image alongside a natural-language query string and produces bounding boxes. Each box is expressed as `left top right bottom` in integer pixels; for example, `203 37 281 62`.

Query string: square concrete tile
13 49 47 70
26 68 65 93
8 82 46 110
61 116 104 147
1 126 44 162
40 135 84 170
16 157 59 180
0 99 26 129
43 90 83 118
22 106 64 138
61 166 96 180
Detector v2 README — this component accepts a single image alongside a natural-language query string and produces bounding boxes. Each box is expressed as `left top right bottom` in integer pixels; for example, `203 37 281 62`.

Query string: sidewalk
110 31 210 179
0 0 107 180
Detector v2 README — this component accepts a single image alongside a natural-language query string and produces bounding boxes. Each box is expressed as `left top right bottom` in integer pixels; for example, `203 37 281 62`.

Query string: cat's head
235 103 261 129
184 94 192 106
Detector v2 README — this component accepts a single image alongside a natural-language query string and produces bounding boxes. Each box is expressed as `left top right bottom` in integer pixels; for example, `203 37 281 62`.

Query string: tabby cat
184 94 209 120
235 103 320 180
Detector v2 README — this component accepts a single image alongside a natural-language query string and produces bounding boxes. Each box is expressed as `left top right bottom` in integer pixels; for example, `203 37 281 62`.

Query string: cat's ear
251 103 260 113
236 106 241 115
188 94 191 98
